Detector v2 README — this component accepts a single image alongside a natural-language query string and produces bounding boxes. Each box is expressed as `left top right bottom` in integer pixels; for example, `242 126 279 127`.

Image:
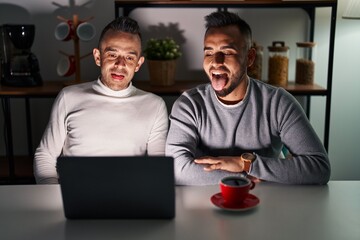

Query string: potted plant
143 37 182 86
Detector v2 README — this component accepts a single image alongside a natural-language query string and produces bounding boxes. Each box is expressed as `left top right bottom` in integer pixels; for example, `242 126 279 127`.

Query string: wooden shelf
132 80 327 96
0 80 67 97
272 81 327 96
0 156 35 184
0 79 327 97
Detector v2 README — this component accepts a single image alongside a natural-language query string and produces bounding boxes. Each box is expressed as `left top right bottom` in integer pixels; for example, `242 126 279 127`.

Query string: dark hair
205 11 252 49
98 16 142 48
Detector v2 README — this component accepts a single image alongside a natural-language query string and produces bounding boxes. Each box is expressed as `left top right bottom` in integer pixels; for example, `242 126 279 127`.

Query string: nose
212 52 225 66
115 56 126 67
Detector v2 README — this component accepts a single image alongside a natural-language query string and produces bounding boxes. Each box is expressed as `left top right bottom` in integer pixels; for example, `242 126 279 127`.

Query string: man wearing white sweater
34 17 168 184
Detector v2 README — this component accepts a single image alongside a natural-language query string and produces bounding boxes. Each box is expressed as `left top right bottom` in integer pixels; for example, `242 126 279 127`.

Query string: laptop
56 156 175 219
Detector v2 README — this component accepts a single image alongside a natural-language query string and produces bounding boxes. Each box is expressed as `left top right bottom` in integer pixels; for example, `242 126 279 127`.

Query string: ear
247 48 256 68
135 56 145 72
93 48 101 66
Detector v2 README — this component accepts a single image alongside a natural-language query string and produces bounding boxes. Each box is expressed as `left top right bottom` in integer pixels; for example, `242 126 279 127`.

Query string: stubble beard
213 70 245 98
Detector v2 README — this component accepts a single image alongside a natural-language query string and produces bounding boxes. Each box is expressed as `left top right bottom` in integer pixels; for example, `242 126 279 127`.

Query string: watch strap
241 153 256 173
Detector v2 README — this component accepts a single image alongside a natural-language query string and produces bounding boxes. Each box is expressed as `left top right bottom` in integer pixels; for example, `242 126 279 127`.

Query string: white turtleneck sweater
34 79 169 184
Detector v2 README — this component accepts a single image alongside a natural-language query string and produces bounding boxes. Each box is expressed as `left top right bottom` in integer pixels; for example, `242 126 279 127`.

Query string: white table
0 181 359 240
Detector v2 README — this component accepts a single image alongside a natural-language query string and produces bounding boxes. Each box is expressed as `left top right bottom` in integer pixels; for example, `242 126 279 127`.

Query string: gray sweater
166 79 330 185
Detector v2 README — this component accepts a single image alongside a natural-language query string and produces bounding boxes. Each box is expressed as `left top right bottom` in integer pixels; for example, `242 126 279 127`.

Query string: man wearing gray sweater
165 11 330 185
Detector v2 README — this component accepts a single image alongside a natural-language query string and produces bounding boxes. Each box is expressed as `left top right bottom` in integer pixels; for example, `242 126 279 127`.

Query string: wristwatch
241 152 256 173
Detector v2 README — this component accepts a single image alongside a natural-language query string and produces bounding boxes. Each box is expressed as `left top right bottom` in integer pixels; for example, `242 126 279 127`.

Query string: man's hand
194 156 262 183
194 156 244 172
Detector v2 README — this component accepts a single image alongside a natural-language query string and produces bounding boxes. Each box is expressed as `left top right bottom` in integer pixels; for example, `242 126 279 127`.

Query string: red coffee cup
220 176 255 205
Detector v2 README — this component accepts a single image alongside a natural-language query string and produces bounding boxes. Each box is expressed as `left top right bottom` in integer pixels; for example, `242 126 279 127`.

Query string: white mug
76 22 96 41
54 21 74 41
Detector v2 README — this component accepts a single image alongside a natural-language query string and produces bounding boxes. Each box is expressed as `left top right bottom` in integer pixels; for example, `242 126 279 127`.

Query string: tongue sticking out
212 74 228 91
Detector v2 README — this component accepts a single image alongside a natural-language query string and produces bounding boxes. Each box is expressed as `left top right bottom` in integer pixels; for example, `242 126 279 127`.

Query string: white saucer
210 192 260 211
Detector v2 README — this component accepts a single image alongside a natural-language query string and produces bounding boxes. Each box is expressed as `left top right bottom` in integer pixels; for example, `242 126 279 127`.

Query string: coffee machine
0 24 42 86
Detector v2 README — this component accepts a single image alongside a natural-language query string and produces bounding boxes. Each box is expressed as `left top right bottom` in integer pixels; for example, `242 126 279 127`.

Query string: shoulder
132 87 167 112
248 79 304 116
251 79 282 94
63 80 94 91
169 83 212 117
250 79 295 102
52 81 96 109
59 80 94 96
177 83 211 104
183 83 209 97
134 87 164 103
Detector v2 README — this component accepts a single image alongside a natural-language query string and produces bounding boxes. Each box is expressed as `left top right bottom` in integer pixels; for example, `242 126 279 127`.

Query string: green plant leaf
144 37 182 60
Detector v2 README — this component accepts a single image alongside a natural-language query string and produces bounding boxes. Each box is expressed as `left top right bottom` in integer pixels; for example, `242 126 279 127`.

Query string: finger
203 163 221 171
247 175 262 183
194 159 220 164
203 166 213 171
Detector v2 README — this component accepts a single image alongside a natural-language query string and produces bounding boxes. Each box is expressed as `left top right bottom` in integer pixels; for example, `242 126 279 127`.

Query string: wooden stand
56 14 94 86
73 14 81 84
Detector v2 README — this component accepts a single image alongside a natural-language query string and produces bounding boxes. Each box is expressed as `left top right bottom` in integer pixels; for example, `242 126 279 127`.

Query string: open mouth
211 72 229 91
212 72 228 80
111 73 125 81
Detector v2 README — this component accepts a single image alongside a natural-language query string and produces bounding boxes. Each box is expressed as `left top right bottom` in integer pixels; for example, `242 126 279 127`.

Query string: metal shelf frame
114 0 338 151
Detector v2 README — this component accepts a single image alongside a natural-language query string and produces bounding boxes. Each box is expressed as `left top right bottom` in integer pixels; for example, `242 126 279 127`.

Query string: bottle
267 41 289 86
248 41 263 80
295 42 316 85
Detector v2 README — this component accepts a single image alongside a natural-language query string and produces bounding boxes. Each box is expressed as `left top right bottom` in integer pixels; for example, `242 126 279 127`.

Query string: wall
0 0 359 180
325 1 360 180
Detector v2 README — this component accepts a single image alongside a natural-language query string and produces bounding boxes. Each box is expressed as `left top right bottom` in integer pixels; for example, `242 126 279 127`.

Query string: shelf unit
114 0 337 151
0 81 67 184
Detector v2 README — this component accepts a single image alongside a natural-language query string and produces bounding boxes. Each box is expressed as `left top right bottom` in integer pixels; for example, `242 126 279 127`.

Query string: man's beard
213 70 245 98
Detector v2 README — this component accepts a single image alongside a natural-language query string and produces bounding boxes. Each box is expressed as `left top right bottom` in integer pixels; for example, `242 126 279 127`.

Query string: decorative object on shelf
53 0 96 84
267 41 289 86
295 42 316 85
247 41 263 81
143 37 182 86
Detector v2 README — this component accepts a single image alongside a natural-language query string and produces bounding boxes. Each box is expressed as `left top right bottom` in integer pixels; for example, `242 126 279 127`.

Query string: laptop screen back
56 156 175 219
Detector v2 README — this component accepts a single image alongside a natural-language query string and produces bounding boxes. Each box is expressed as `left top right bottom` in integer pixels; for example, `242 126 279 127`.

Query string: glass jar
295 42 316 85
267 41 289 86
248 41 263 80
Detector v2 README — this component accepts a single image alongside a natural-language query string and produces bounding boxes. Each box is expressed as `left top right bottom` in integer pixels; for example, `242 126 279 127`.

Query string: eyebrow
203 45 237 51
103 46 138 56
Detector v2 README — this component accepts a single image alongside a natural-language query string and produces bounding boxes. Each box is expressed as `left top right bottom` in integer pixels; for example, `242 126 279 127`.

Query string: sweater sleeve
147 98 169 156
34 91 67 184
166 85 330 186
166 94 245 185
250 89 331 185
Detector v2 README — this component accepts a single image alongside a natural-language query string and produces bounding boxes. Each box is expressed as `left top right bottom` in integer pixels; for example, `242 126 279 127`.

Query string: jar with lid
295 42 316 85
267 41 289 86
247 41 263 80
